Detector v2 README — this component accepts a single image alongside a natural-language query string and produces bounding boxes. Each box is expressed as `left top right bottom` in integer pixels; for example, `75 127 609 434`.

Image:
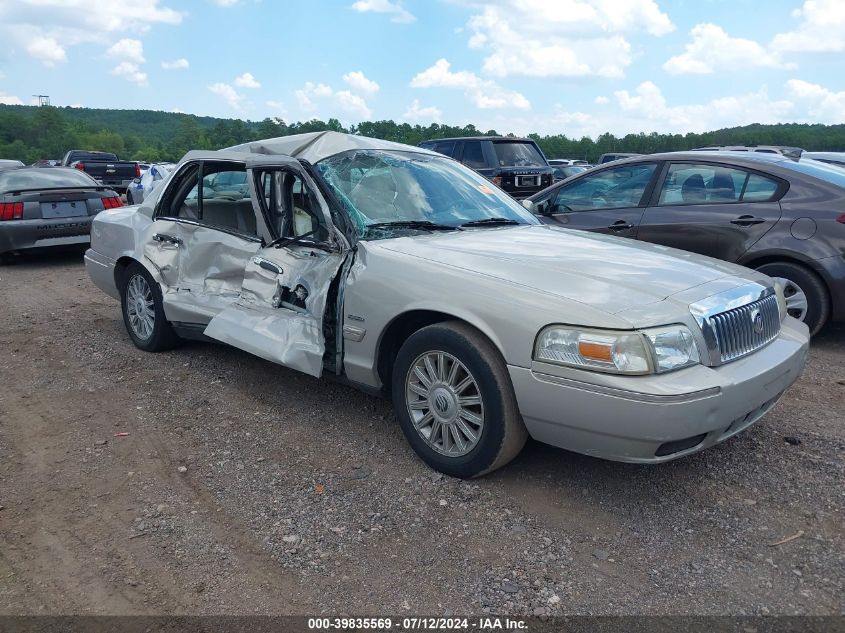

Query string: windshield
315 150 538 239
492 141 546 167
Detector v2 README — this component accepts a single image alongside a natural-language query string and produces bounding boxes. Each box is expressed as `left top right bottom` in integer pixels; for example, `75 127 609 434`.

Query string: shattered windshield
315 150 538 239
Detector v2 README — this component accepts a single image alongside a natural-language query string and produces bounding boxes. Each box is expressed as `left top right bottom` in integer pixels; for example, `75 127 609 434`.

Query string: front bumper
0 217 93 254
509 317 809 463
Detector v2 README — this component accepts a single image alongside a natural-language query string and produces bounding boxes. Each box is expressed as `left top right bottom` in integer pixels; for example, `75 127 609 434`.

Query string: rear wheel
756 261 829 335
120 262 179 351
391 321 527 478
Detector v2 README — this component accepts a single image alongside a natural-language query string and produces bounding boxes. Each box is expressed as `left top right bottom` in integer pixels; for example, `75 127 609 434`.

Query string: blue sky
1 0 844 137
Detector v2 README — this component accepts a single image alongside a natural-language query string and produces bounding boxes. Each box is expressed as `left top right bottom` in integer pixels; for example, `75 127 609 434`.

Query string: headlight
535 325 699 375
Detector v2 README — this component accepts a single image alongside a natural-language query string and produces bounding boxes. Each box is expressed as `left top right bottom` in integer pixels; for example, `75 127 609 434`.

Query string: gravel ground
0 248 843 616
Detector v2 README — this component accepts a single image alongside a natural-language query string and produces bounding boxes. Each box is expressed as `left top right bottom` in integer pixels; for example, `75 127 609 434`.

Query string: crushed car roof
225 131 438 164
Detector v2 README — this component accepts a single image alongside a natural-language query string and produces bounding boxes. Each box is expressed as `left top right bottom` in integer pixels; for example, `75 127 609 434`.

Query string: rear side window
461 142 486 169
492 142 545 167
658 163 781 205
742 174 780 201
430 141 456 157
161 162 256 236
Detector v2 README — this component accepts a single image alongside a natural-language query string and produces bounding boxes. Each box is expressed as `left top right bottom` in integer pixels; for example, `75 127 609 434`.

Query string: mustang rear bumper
0 217 93 254
509 317 809 463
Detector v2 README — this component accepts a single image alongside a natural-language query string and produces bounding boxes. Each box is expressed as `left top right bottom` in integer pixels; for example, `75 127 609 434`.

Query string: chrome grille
709 294 780 363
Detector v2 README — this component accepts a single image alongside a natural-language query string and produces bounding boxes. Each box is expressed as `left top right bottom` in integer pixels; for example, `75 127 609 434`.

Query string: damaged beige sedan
85 132 809 477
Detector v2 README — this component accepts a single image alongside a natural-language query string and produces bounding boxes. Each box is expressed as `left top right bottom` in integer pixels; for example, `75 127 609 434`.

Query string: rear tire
756 261 829 335
119 262 179 351
391 321 527 478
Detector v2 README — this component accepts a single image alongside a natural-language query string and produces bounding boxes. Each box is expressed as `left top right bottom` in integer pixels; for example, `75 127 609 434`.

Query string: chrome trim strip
530 371 721 404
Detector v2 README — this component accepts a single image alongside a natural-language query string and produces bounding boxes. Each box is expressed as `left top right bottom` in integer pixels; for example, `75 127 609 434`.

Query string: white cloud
106 38 144 62
234 72 261 88
209 82 244 109
343 70 379 95
111 61 148 86
594 96 609 105
161 58 189 69
295 82 334 111
0 0 182 65
664 23 792 75
0 90 24 105
464 0 673 79
531 81 795 138
785 79 845 123
294 81 373 120
411 58 530 110
212 0 239 6
350 0 415 23
335 90 372 119
772 0 845 52
265 100 287 115
25 35 67 66
402 99 442 123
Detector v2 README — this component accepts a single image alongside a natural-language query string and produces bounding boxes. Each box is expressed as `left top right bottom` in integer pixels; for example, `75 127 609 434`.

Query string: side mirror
521 199 535 213
132 177 141 184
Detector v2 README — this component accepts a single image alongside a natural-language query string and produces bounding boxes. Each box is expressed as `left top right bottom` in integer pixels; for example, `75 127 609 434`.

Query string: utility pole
32 95 51 107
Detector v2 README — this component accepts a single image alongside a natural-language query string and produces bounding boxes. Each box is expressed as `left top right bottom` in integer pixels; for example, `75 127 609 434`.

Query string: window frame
252 166 330 244
154 159 263 243
648 160 789 208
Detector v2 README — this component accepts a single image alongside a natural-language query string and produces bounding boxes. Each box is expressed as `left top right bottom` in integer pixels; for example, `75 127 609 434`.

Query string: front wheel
756 261 829 335
391 321 527 478
120 262 179 351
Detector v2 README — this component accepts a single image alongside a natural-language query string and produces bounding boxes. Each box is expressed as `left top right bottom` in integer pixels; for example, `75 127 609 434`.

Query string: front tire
391 321 527 478
120 262 179 351
756 261 829 335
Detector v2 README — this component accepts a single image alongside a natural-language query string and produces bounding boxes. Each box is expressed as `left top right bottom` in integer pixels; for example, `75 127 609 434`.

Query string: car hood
373 225 759 315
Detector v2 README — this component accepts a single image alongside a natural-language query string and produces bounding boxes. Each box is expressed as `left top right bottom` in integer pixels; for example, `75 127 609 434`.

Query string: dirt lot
0 248 843 617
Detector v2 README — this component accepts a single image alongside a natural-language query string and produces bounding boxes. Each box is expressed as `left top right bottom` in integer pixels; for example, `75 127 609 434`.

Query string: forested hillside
2 104 844 165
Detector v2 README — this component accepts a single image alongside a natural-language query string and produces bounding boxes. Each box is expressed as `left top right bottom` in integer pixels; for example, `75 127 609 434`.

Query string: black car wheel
756 261 830 335
120 262 179 351
391 321 527 478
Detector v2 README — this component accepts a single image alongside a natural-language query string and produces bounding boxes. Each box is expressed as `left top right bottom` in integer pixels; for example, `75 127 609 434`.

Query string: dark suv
419 136 553 198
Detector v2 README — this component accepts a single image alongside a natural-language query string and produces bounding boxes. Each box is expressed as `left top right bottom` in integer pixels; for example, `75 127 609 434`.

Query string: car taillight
135 163 141 178
0 202 24 220
837 213 845 224
102 196 124 209
74 162 85 171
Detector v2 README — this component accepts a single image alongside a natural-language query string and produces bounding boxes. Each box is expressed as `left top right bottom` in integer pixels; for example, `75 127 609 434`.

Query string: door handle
152 233 182 246
252 257 283 275
730 215 766 226
607 220 633 231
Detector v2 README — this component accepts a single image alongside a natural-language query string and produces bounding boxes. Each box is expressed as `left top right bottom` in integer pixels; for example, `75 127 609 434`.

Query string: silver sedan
84 132 809 477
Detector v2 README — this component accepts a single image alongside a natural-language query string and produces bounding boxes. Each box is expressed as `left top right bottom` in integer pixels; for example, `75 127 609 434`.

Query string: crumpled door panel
203 245 345 377
141 220 181 289
177 223 261 298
